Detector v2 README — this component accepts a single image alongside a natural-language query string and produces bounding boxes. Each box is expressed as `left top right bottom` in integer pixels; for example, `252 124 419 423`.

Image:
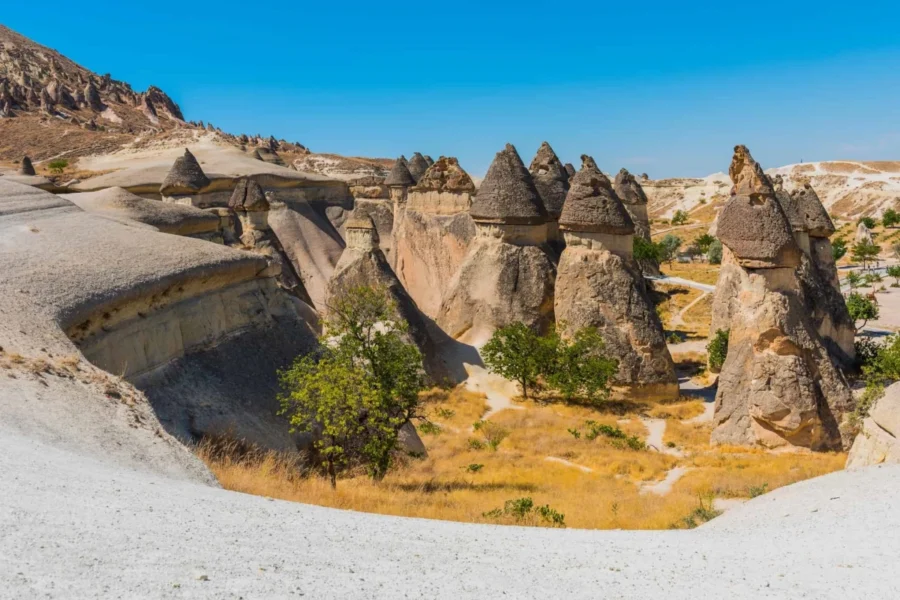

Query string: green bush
417 421 442 436
707 329 730 371
858 216 877 229
883 209 900 228
658 234 683 266
463 463 484 474
472 420 509 451
707 240 723 265
671 210 689 226
846 292 879 332
483 497 566 527
633 236 661 262
47 159 68 174
832 238 848 262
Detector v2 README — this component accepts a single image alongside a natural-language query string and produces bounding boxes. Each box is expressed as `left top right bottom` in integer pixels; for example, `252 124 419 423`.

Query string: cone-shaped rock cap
528 141 570 218
424 155 435 166
470 143 548 224
18 156 36 176
564 163 576 179
412 156 476 193
228 178 269 212
384 158 416 187
791 183 835 238
613 168 649 206
559 155 635 234
771 175 808 233
407 152 429 183
160 149 210 195
718 147 799 268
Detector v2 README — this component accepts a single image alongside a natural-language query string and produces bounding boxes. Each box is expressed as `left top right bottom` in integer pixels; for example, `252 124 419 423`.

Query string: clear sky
5 2 900 178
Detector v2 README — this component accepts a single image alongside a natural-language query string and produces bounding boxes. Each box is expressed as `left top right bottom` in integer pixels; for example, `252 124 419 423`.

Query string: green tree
671 210 689 226
858 216 877 229
279 285 426 486
888 265 900 287
707 240 723 265
845 271 861 290
47 159 69 175
846 292 879 333
831 238 848 262
658 234 683 267
694 234 715 254
851 241 881 270
633 237 661 262
707 329 730 371
882 209 900 228
544 327 618 404
482 323 552 399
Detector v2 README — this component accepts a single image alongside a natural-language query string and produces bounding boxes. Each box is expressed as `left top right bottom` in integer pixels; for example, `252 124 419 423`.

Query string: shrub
845 271 861 290
483 497 566 527
48 159 68 174
633 236 661 262
417 421 442 436
748 483 769 498
658 234 683 266
694 233 715 254
473 420 509 451
582 421 645 450
667 332 685 344
883 209 900 228
832 238 848 262
846 292 879 332
671 210 689 226
463 463 484 474
543 327 617 404
670 494 721 529
858 216 877 229
888 265 900 286
707 239 723 265
707 329 730 371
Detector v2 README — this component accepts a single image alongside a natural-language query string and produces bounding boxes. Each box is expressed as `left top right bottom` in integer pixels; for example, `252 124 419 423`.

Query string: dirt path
544 456 593 473
670 291 709 328
640 466 693 495
463 364 523 421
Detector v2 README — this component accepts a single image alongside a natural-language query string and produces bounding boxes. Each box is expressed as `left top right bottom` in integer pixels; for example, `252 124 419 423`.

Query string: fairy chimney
407 152 429 183
344 215 380 251
229 178 271 232
160 149 211 203
528 141 570 245
18 156 36 176
407 156 476 215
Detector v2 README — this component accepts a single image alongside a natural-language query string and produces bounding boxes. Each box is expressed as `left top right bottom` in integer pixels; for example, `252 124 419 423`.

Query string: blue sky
5 2 900 177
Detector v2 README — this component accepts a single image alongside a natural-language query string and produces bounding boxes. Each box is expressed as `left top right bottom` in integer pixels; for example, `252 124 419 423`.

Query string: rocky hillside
645 161 900 221
0 25 309 163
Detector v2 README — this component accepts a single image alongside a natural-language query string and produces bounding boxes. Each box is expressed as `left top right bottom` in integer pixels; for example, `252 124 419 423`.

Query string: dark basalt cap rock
18 156 36 176
411 156 476 193
228 178 269 212
424 155 435 166
528 141 570 219
792 183 835 238
718 146 800 268
559 155 635 235
384 158 416 187
470 143 548 224
613 168 649 206
771 175 807 233
407 152 429 183
160 149 210 195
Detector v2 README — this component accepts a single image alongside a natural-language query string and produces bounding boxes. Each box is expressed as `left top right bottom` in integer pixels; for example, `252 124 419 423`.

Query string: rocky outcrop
437 144 555 345
406 156 475 215
564 163 576 179
554 156 677 400
847 382 900 467
856 221 874 244
614 168 658 275
711 146 852 451
528 142 569 247
18 156 35 176
160 149 211 200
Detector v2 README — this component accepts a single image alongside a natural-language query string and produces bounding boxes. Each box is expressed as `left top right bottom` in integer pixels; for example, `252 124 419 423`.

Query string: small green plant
845 271 861 290
748 483 769 498
671 494 722 529
47 159 68 174
463 463 484 474
582 421 645 450
707 329 730 371
435 407 455 419
888 265 900 287
467 438 485 451
634 236 661 263
846 292 879 332
665 441 677 448
567 427 581 439
832 238 848 262
473 420 509 451
483 497 566 527
417 421 442 436
667 332 684 344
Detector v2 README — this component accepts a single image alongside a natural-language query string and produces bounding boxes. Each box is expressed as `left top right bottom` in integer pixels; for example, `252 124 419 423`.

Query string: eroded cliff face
711 268 852 450
437 235 556 346
555 245 677 400
394 211 476 318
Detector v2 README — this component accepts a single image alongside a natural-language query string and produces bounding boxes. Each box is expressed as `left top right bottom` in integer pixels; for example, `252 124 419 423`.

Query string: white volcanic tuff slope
1 429 899 599
645 161 900 220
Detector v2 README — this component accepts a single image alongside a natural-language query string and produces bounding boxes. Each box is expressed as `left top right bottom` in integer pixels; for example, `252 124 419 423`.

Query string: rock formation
18 156 35 176
711 145 852 450
437 144 556 345
160 149 210 202
407 152 429 183
614 168 658 275
564 163 576 179
395 157 477 316
847 382 900 467
384 157 416 267
856 221 874 245
83 80 103 112
424 155 435 167
528 141 569 247
554 155 677 400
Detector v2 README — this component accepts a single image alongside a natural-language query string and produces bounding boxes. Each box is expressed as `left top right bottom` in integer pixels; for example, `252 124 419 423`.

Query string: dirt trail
640 466 693 495
670 291 709 328
463 364 523 421
544 456 593 473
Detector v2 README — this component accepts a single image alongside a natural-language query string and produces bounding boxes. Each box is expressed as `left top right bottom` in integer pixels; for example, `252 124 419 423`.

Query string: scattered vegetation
278 285 425 487
846 292 879 332
670 494 721 529
706 329 730 371
47 159 69 175
832 238 848 262
671 210 689 226
482 497 566 527
858 216 878 230
883 209 900 229
633 236 661 263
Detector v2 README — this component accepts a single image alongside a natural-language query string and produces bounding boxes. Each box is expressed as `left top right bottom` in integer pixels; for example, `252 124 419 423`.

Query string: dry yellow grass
199 387 846 531
660 262 721 286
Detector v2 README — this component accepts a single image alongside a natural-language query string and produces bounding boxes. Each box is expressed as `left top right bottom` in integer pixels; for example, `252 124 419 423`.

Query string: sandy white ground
2 427 899 599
